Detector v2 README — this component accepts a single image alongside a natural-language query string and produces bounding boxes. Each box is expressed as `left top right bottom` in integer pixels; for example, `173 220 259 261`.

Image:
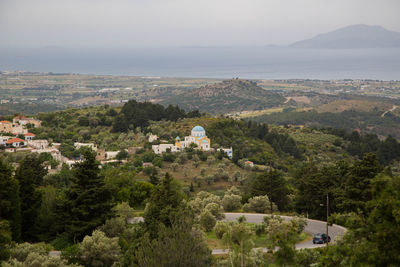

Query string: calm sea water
1 46 399 80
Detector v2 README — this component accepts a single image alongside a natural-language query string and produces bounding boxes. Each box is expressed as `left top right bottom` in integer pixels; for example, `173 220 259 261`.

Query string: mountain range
290 24 400 49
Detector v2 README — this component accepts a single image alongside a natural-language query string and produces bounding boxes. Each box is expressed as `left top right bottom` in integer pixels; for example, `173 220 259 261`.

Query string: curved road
212 213 347 255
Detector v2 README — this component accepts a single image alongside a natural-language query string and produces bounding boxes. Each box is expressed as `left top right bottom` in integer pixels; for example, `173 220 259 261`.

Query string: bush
79 230 120 267
243 195 276 213
205 203 225 220
214 221 230 239
222 194 242 212
10 242 52 262
199 210 216 232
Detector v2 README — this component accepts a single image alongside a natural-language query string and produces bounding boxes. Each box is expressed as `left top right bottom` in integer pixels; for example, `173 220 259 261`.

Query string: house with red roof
13 115 42 128
24 132 36 141
6 138 26 147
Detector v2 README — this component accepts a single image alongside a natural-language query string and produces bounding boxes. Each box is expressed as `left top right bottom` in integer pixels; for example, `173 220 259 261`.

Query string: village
0 118 236 172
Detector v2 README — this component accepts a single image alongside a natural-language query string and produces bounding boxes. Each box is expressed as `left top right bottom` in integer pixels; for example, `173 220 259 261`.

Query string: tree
116 149 129 162
214 221 230 239
15 154 47 241
36 186 59 241
59 150 114 241
222 194 242 212
250 169 289 211
0 220 12 261
199 210 216 232
135 209 212 267
0 160 21 241
79 230 121 267
338 153 382 213
243 195 276 214
222 222 256 267
319 174 400 266
143 173 185 238
265 217 302 266
204 202 225 220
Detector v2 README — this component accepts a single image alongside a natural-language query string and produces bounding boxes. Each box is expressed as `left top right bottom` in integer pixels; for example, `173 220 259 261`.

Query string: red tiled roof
6 138 25 144
0 120 11 123
24 132 36 136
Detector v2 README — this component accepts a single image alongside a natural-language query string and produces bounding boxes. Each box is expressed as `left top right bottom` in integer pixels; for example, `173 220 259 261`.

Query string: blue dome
202 139 209 143
175 136 180 140
192 126 205 132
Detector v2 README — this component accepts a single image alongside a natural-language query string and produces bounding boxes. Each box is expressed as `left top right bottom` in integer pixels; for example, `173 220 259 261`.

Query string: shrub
214 221 230 239
79 230 120 267
199 210 216 232
222 194 242 212
243 195 276 213
205 203 225 220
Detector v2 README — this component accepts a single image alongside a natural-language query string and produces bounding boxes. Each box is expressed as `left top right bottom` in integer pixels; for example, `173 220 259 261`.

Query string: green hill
160 79 285 114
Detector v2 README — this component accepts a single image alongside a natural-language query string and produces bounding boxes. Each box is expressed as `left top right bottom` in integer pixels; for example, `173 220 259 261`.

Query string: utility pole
326 192 329 247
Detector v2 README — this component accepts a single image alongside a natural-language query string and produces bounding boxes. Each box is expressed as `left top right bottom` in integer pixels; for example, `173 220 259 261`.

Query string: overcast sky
1 0 399 47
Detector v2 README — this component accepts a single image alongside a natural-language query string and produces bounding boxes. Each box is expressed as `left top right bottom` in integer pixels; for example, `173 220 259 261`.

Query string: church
152 125 211 154
175 125 211 151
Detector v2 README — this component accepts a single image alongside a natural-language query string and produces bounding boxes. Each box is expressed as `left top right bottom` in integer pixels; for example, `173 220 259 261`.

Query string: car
313 233 331 244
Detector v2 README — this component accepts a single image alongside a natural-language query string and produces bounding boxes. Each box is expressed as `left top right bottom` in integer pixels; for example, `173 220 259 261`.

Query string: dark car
313 233 331 244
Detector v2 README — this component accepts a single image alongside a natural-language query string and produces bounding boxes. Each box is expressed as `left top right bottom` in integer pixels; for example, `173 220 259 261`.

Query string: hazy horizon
1 0 400 47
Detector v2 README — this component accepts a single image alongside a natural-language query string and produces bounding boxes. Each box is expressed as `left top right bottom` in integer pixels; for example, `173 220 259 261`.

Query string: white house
27 139 49 149
24 132 35 141
152 144 180 154
74 142 98 151
148 134 158 143
0 136 10 146
221 147 233 159
6 138 26 147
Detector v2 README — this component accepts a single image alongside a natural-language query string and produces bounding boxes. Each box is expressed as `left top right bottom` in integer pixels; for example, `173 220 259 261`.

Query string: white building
27 140 49 149
148 134 158 143
6 138 26 147
11 124 27 135
152 126 212 154
24 132 35 141
152 144 180 154
221 147 233 159
74 142 98 151
0 136 10 146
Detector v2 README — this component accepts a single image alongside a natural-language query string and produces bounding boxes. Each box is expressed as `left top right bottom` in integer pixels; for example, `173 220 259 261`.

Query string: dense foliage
251 109 400 139
112 100 201 132
321 128 400 165
207 119 302 164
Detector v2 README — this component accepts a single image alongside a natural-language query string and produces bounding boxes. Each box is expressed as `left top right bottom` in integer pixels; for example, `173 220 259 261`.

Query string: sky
1 0 400 47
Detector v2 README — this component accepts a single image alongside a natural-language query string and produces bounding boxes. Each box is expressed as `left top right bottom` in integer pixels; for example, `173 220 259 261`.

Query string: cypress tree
0 160 21 241
15 154 47 241
60 150 114 241
143 173 185 238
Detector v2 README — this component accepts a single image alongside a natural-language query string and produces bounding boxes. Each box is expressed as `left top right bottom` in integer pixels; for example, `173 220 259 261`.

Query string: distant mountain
291 24 400 49
160 79 285 114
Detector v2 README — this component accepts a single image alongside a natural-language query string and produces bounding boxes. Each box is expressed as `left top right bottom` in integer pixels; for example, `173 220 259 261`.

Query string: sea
0 46 399 80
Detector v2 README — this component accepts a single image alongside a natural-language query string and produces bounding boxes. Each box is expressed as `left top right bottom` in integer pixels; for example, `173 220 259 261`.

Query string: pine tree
143 173 185 238
60 150 114 241
0 160 21 241
15 154 47 241
0 219 12 261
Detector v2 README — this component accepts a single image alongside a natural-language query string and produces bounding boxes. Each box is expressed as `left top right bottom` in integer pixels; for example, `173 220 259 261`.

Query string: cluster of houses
151 125 233 158
0 115 42 148
1 119 235 172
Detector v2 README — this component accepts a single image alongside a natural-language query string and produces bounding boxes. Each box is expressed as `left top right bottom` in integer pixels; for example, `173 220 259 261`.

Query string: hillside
291 24 400 49
160 79 285 114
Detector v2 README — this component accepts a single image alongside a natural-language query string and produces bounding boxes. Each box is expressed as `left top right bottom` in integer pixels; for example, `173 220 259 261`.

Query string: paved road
212 213 347 255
